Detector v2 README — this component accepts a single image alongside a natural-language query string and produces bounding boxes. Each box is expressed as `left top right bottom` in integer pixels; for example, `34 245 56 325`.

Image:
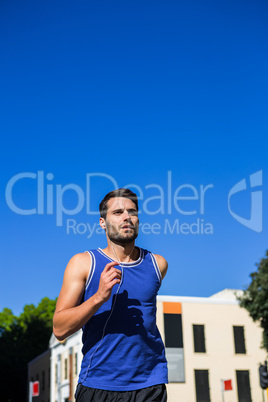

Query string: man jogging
53 188 168 401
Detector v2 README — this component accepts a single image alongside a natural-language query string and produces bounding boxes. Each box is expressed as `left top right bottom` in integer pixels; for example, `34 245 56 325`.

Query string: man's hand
95 261 122 303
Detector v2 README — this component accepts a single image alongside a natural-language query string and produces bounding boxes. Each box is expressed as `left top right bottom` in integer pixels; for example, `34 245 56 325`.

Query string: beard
106 222 139 245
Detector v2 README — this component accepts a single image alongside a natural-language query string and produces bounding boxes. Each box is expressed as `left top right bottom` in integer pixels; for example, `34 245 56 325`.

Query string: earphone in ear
102 223 106 229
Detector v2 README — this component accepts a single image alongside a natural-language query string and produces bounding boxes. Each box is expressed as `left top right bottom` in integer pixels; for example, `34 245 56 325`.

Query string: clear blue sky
1 0 267 316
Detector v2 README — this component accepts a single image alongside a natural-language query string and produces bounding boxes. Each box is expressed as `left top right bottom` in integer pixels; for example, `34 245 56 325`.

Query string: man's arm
53 253 121 341
154 254 168 280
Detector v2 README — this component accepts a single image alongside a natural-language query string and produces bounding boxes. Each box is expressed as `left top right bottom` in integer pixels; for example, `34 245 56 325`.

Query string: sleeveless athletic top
78 247 168 391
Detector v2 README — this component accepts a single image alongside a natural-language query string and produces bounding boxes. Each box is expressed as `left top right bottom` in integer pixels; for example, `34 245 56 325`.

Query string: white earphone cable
81 243 135 383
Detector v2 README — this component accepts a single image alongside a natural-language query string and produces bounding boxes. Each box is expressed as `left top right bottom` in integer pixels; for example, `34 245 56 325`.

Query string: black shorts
75 383 167 402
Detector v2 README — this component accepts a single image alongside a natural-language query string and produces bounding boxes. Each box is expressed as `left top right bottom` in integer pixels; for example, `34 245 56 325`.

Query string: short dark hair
99 188 139 219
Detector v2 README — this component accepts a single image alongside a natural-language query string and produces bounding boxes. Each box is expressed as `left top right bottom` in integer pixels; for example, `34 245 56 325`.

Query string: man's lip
121 225 134 229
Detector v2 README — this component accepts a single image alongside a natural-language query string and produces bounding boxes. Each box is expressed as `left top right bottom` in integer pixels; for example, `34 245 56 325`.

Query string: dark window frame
236 370 252 402
164 313 183 348
64 358 68 380
75 353 78 375
193 324 206 353
233 326 246 354
194 369 211 402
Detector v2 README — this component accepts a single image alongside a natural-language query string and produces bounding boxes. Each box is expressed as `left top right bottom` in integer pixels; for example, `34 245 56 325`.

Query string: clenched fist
95 261 122 303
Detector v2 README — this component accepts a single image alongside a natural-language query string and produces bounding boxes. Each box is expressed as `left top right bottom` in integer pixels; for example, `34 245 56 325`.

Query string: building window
236 370 252 402
193 324 206 353
233 326 246 354
75 353 78 375
64 358 68 380
163 302 185 382
194 370 211 402
164 312 183 348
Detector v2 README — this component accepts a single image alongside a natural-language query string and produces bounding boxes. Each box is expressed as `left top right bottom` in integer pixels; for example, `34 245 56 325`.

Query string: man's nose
122 210 131 220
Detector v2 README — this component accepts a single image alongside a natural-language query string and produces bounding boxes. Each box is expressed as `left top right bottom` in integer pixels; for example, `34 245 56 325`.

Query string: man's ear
99 218 106 229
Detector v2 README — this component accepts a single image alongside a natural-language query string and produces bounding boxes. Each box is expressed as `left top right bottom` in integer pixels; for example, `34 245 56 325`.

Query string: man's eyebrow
112 208 124 213
111 207 137 213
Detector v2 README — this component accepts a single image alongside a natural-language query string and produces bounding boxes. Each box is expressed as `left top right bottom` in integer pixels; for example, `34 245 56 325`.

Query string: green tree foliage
0 297 57 402
0 308 17 333
238 250 268 351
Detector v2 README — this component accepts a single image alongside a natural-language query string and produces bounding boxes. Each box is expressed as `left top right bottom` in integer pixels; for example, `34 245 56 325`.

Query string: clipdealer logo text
4 170 263 235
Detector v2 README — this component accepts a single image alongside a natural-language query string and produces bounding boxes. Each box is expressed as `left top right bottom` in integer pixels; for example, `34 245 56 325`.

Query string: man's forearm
53 293 104 341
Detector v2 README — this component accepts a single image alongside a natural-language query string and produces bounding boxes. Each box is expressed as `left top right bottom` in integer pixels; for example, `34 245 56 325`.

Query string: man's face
101 197 139 244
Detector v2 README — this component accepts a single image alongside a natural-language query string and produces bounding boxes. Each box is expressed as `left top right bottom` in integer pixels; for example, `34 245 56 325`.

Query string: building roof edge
157 295 239 305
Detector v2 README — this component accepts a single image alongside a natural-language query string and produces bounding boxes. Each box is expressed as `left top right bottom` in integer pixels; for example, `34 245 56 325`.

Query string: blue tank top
78 247 168 391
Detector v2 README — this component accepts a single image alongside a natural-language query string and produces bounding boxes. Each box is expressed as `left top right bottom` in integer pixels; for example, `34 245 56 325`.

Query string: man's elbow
53 314 67 341
53 326 67 342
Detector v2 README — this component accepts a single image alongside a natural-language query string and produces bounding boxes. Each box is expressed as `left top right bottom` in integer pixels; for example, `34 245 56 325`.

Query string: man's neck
104 242 137 263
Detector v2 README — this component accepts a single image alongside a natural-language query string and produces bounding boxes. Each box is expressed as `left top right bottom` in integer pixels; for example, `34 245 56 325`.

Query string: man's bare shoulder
54 252 92 320
153 253 168 280
64 252 91 279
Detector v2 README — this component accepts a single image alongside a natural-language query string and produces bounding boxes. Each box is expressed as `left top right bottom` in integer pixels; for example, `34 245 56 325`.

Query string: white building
50 330 83 402
50 290 267 402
